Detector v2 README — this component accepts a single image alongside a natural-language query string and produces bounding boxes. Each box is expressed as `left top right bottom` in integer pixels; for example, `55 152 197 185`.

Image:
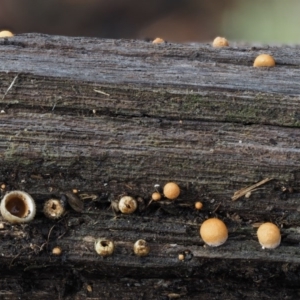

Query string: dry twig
231 178 273 201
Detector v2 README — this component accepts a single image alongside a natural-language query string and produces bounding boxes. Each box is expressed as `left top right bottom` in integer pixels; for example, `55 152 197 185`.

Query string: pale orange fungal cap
163 182 180 200
0 30 14 38
212 36 229 48
257 222 281 249
253 54 275 67
178 254 185 261
200 218 228 247
152 192 161 201
195 201 203 210
152 37 164 44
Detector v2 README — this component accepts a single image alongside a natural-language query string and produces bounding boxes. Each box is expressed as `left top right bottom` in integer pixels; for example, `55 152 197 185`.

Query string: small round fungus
163 182 180 200
0 190 36 224
253 54 275 67
52 246 62 256
151 192 161 201
152 37 164 44
43 199 65 219
195 201 203 210
212 36 229 48
200 218 228 247
257 222 281 249
178 253 185 261
133 239 150 256
94 238 114 256
0 30 14 38
118 196 137 214
178 250 193 261
86 285 93 293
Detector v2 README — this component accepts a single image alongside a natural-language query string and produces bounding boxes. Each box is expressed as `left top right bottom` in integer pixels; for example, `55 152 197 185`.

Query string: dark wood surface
1 34 300 299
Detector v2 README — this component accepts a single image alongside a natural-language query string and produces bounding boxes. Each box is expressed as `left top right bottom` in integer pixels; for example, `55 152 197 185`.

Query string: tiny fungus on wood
178 250 193 261
195 201 203 210
118 196 137 214
0 30 14 38
133 239 150 257
253 54 275 67
212 36 229 48
0 190 36 224
52 247 62 256
147 192 162 207
86 285 93 293
200 218 228 247
43 199 65 219
163 182 180 200
257 222 281 249
151 192 161 201
94 238 114 256
152 37 164 44
178 253 185 261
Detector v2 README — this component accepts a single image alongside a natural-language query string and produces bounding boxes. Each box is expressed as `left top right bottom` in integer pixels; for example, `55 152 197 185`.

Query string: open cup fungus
0 190 36 224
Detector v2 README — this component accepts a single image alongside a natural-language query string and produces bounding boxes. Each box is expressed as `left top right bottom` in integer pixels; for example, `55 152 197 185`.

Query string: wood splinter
231 178 273 201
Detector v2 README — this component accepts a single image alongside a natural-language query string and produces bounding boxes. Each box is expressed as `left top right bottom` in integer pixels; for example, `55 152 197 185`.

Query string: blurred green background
0 0 299 43
223 0 300 44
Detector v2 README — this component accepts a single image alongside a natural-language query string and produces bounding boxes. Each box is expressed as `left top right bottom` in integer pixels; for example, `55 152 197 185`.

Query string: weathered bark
1 34 300 299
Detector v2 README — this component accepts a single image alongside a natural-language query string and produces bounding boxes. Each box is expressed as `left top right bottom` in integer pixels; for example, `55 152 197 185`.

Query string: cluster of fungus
178 249 193 261
0 190 70 225
148 182 180 206
212 36 275 67
93 238 151 257
199 217 281 249
0 31 284 264
0 184 282 254
152 35 276 69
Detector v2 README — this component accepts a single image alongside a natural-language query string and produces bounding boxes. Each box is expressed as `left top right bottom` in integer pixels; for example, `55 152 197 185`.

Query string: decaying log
1 34 300 299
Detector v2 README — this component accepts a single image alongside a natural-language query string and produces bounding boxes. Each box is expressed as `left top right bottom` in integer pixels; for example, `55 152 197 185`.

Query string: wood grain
1 34 300 299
